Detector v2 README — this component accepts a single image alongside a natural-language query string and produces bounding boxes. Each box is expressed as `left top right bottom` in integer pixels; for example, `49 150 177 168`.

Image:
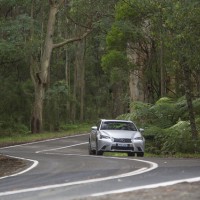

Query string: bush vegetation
0 123 91 147
117 97 200 154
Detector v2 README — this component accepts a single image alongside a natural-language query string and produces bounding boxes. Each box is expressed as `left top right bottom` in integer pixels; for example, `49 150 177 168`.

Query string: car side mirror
139 128 144 133
91 126 97 131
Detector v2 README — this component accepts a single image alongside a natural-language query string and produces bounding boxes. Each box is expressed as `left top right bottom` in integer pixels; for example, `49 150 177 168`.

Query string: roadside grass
104 152 200 158
145 152 200 158
1 123 200 159
0 123 91 148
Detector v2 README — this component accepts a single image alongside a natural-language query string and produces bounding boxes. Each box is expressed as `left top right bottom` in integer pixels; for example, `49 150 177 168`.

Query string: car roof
101 119 133 123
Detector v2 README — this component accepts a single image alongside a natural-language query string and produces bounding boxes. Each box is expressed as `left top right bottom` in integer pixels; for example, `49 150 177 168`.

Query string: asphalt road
0 134 200 200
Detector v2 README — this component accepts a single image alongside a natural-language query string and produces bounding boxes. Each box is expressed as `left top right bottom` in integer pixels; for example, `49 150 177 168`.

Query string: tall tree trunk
71 54 78 122
30 0 92 132
159 9 166 97
182 64 198 139
71 40 85 122
65 49 71 121
31 2 59 133
160 38 166 97
79 40 85 122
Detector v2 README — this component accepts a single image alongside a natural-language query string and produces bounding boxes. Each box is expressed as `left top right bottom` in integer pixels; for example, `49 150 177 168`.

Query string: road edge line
91 177 200 197
0 155 38 180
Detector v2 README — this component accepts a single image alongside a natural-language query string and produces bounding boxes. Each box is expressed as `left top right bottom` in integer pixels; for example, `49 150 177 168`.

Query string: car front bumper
98 138 145 153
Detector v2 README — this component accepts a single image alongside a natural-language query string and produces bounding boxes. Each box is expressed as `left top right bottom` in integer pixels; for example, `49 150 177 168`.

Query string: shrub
117 96 200 154
0 121 29 136
143 126 166 154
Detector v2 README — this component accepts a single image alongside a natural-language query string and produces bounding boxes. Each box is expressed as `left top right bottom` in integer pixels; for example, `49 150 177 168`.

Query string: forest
0 0 200 153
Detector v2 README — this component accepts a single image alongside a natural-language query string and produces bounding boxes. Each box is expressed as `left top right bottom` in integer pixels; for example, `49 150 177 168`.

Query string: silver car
88 119 145 157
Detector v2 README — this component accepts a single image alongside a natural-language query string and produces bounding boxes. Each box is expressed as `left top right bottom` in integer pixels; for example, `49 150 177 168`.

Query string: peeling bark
30 1 92 133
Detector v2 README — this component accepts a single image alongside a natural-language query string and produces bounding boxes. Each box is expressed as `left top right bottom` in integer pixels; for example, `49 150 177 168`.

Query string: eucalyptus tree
102 0 162 111
30 0 121 132
30 0 94 133
48 0 119 122
102 0 199 138
164 0 200 139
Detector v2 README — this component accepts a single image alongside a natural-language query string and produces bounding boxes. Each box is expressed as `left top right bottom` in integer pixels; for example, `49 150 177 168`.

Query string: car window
100 122 137 131
96 120 101 130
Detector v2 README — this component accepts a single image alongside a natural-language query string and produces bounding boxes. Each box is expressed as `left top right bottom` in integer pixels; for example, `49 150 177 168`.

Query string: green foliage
106 23 127 50
0 122 29 137
162 120 191 153
118 97 200 154
117 101 152 127
101 50 129 82
102 50 128 71
0 123 91 147
193 98 200 116
149 97 176 128
0 78 33 135
0 0 199 139
143 126 166 154
45 81 69 131
59 123 91 132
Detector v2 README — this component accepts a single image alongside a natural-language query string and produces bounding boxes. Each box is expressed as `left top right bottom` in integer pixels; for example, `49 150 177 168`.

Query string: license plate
117 143 128 147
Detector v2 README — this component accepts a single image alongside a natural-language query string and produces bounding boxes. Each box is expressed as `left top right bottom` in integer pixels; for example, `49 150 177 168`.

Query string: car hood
100 130 141 139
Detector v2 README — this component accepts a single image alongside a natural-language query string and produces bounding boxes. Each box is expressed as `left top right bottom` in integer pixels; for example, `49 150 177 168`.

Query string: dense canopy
0 0 199 151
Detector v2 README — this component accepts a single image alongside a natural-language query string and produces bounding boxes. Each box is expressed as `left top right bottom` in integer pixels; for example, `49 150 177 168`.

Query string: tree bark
30 1 92 133
78 40 85 122
31 1 58 133
71 40 85 122
182 64 198 139
160 38 166 97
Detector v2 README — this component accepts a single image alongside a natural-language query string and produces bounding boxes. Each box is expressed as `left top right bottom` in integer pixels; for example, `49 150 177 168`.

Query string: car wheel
128 152 135 156
96 141 103 156
88 140 95 155
137 152 144 157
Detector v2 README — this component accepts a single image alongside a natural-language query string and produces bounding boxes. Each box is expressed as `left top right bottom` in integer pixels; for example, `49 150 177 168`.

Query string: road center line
0 158 157 197
0 133 89 150
36 142 88 153
0 134 159 197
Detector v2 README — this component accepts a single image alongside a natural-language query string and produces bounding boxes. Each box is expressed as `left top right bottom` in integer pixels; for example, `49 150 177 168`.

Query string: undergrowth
117 96 200 155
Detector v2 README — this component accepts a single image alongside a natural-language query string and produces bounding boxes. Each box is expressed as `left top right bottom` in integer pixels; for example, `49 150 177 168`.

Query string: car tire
88 140 95 155
128 152 135 156
137 152 144 157
96 141 103 156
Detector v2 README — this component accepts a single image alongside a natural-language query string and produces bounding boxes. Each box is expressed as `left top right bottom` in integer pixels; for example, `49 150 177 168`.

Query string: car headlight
134 136 143 140
100 134 110 139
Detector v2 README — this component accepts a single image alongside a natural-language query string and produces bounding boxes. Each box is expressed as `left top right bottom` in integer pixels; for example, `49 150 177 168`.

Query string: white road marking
44 151 158 173
0 163 155 197
0 133 89 149
0 134 89 180
36 142 88 153
1 134 199 198
91 177 200 197
0 134 159 197
7 134 195 198
0 155 38 180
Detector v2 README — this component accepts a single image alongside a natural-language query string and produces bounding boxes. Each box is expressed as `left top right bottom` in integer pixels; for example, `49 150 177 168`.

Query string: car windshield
100 121 137 131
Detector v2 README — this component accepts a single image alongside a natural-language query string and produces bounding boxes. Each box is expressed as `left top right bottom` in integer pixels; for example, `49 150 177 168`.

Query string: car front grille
114 138 132 143
111 146 134 151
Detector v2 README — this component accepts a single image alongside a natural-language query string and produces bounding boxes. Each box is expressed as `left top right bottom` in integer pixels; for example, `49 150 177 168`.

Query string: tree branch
49 0 64 8
52 29 92 49
66 15 93 29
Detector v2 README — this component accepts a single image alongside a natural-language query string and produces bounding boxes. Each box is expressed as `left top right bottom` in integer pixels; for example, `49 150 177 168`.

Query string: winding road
0 133 200 200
